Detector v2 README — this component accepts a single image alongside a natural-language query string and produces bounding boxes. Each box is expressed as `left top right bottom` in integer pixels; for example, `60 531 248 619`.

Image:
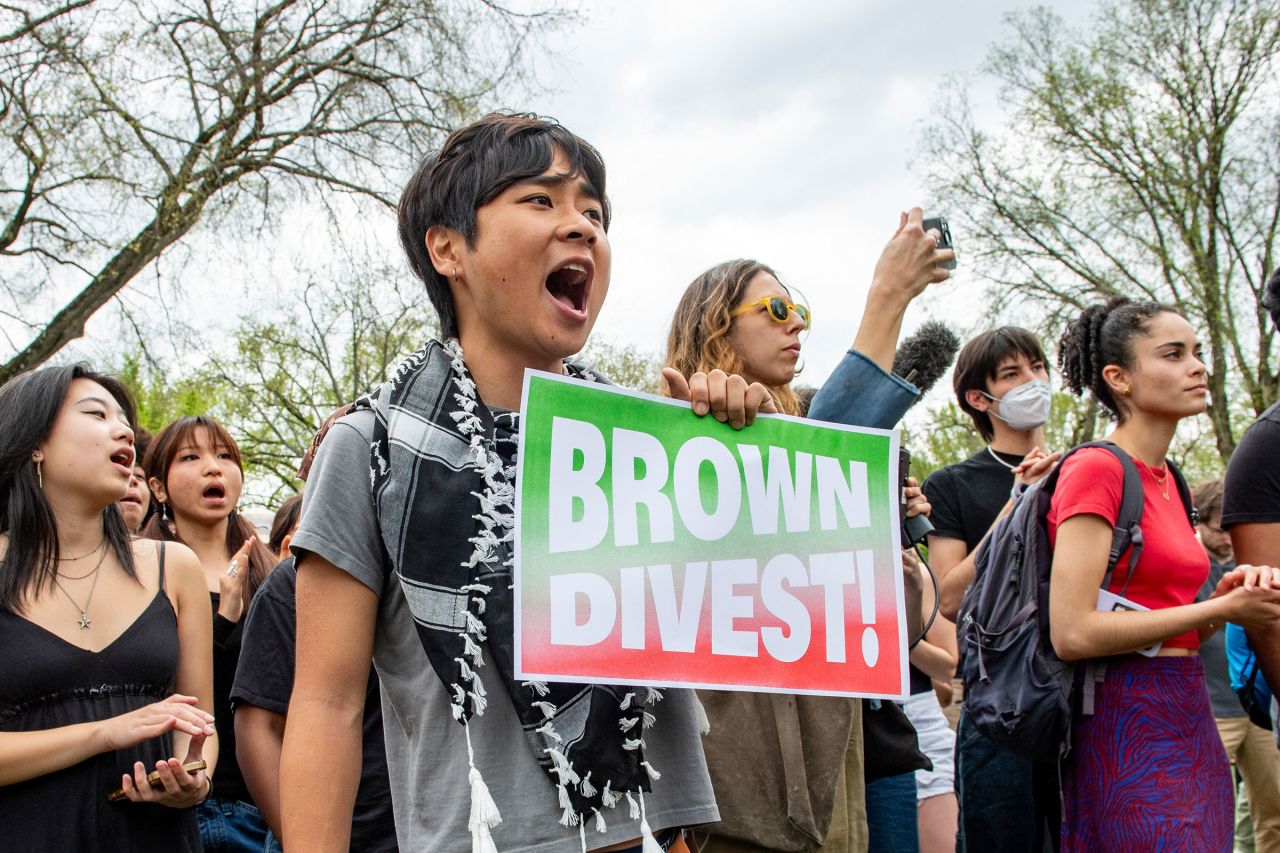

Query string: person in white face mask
922 327 1064 853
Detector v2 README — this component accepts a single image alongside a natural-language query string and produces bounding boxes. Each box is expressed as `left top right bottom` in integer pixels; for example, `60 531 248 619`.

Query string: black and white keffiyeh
354 339 664 849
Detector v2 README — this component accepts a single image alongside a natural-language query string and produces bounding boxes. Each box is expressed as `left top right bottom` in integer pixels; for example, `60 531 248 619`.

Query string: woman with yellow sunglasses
662 208 953 853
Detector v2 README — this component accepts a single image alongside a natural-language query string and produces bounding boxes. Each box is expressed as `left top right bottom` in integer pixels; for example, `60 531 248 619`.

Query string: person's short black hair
1265 266 1280 332
397 112 610 339
953 327 1047 442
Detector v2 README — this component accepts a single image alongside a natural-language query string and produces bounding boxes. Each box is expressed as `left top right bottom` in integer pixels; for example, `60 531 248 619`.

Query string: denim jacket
808 348 920 430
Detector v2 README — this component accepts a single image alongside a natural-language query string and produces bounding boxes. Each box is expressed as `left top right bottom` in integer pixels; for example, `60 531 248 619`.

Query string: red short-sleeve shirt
1047 447 1208 649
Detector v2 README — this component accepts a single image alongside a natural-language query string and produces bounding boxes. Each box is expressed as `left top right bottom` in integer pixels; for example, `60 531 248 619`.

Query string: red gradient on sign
519 558 905 696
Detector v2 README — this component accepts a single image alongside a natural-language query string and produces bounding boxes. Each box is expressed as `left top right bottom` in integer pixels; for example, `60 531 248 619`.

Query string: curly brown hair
663 259 800 416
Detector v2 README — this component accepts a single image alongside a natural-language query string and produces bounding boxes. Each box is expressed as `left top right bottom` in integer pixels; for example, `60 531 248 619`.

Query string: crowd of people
2 111 1279 853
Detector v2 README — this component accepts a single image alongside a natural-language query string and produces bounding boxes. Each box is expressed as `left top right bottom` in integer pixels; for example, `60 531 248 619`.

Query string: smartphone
107 759 207 801
922 216 957 270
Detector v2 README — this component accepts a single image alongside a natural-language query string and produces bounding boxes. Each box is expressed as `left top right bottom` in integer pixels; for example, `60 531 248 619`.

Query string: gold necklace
52 545 108 629
1135 458 1171 501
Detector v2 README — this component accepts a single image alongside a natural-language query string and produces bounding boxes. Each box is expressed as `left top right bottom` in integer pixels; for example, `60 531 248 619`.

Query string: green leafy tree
920 0 1280 462
205 276 437 503
115 352 225 435
575 340 662 395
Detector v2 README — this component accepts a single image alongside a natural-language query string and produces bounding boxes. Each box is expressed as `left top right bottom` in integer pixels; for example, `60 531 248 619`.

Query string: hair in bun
1057 296 1178 419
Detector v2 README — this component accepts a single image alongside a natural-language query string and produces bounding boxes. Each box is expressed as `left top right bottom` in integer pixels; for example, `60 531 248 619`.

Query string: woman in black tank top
0 364 216 851
141 414 276 851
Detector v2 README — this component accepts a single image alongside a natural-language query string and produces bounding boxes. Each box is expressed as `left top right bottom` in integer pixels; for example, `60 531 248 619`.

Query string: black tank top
0 544 200 851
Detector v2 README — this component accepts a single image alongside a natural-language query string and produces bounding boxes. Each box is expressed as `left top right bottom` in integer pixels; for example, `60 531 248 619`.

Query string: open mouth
202 483 227 502
545 262 590 315
110 448 134 467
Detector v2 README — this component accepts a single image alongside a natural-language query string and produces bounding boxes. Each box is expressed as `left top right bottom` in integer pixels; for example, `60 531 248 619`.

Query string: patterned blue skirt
1061 655 1232 852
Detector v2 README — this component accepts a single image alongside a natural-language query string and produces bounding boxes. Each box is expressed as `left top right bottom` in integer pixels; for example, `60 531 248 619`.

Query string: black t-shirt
912 449 1019 695
210 591 251 805
923 447 1022 552
230 558 398 852
1224 401 1280 529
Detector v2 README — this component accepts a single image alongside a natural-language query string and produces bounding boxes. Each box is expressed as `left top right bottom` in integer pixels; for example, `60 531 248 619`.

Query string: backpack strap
1167 458 1199 528
1046 441 1146 594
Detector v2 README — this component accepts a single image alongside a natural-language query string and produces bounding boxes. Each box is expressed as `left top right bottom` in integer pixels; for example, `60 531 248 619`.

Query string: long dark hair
0 363 139 614
141 416 274 603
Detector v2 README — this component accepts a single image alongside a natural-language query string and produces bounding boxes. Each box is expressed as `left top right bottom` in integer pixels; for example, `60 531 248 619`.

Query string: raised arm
280 555 377 852
849 207 953 372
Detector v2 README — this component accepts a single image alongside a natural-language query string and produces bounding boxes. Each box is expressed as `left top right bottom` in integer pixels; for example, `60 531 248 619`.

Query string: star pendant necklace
53 542 109 629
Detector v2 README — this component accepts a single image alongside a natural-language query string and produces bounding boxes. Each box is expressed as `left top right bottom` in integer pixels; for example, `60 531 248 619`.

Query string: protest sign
515 371 908 698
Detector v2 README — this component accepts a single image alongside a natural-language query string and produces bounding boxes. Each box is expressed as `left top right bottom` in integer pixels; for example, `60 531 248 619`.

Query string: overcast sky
525 0 1092 391
61 0 1096 411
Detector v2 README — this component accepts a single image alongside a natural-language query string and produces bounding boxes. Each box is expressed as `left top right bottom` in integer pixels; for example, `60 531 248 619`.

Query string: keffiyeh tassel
465 724 502 853
639 791 663 853
693 693 711 735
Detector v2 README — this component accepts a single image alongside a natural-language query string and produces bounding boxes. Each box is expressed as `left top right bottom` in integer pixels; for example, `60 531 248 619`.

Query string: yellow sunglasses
731 296 812 329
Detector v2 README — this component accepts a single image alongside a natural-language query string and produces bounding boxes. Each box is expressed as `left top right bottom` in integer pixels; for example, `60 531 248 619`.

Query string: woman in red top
1051 297 1280 851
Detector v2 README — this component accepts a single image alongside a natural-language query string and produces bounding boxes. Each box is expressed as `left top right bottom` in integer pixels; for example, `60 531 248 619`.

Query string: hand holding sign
662 367 778 429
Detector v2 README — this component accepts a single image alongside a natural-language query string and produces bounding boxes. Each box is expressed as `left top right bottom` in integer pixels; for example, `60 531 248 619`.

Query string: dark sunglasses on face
731 296 812 329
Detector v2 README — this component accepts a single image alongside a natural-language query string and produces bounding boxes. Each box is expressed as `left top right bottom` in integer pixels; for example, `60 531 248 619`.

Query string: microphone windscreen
892 320 961 397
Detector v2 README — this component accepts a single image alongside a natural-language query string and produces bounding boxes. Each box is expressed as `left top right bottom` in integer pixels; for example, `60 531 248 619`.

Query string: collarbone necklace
986 445 1019 471
1133 457 1171 501
58 537 106 563
56 537 108 579
52 544 109 629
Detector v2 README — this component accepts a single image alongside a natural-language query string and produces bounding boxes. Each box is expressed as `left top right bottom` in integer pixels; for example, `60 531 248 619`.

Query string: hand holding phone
922 216 957 270
108 759 207 801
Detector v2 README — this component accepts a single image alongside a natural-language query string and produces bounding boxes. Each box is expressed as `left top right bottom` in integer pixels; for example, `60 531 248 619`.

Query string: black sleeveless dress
0 546 201 851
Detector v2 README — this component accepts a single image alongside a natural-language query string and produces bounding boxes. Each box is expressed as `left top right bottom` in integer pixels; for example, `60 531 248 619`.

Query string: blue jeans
955 711 1060 853
866 771 920 853
196 797 273 853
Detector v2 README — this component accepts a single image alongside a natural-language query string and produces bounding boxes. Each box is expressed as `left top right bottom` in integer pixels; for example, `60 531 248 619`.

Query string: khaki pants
1217 716 1280 852
688 721 868 853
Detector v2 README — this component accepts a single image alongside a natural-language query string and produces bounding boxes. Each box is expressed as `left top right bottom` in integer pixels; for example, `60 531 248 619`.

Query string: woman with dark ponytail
142 416 275 852
1050 297 1280 851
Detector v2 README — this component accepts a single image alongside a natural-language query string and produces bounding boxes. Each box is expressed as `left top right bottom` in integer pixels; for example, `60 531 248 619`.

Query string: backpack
956 441 1194 763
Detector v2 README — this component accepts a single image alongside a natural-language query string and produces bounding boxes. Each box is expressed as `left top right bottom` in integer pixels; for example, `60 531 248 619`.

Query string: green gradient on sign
515 369 905 696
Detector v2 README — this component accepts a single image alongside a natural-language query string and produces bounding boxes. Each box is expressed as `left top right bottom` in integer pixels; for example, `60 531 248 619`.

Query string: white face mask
982 378 1051 432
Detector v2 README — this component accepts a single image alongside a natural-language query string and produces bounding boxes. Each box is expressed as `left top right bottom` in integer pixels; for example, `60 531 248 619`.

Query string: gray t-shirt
291 411 718 853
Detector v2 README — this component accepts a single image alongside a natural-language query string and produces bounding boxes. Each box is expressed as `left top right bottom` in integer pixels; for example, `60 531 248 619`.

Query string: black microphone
892 320 961 401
